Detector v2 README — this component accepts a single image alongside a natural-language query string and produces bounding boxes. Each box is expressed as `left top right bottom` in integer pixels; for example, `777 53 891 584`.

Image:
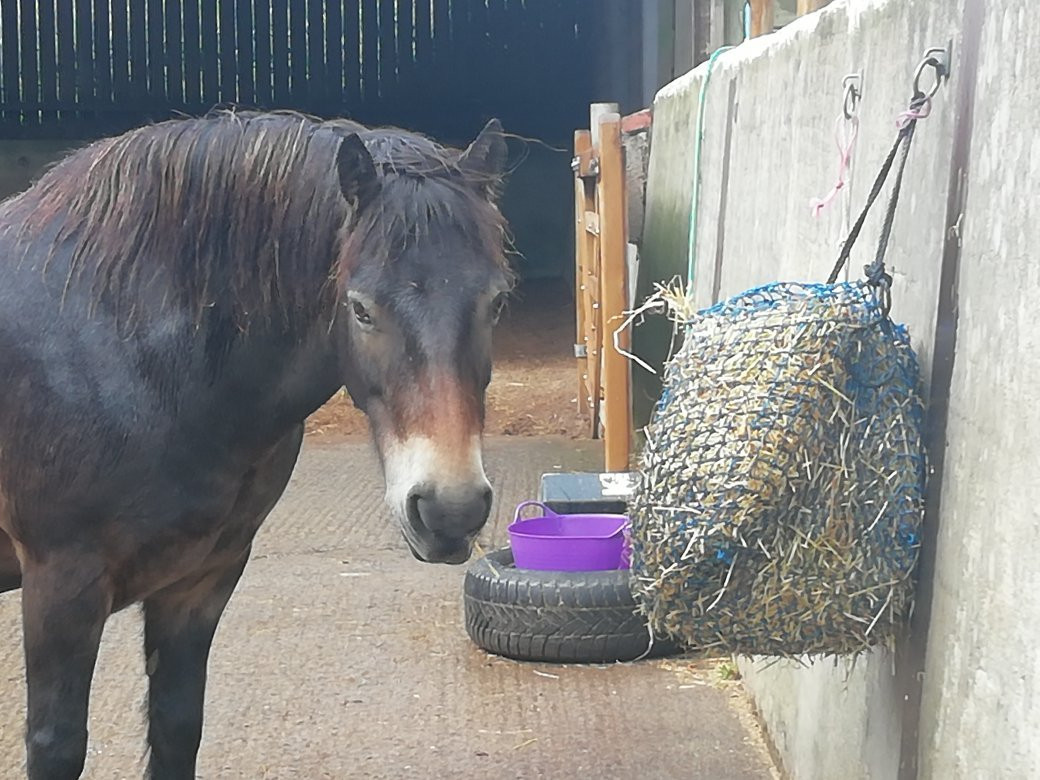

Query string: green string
687 46 734 293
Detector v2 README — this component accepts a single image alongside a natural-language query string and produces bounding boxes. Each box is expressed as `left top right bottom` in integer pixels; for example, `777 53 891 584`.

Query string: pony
0 109 511 779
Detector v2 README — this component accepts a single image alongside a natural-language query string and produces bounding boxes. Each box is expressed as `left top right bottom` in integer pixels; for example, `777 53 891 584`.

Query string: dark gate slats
128 0 148 101
486 0 509 107
500 0 527 108
111 0 131 108
431 0 450 63
1 0 609 141
146 0 165 101
324 0 344 114
57 0 79 118
18 0 38 125
254 0 274 108
307 0 326 111
164 0 183 107
468 0 491 107
271 0 290 105
236 0 256 106
377 0 396 105
93 0 113 109
182 0 203 109
288 0 308 105
395 0 414 112
0 2 19 122
360 0 378 106
343 0 361 110
199 0 218 107
74 0 94 115
218 0 237 103
450 0 471 83
37 1 59 120
412 0 433 120
414 0 432 70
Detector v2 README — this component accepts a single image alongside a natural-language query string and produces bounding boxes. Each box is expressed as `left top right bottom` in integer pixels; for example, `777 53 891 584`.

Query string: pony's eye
352 301 373 326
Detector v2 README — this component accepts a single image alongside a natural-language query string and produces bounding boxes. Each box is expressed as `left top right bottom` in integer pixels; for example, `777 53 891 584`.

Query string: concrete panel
918 2 1040 777
631 66 700 427
632 0 1040 777
739 652 901 780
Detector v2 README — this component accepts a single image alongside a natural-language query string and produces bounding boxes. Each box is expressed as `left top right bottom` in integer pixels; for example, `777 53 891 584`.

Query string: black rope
825 125 909 284
826 93 930 315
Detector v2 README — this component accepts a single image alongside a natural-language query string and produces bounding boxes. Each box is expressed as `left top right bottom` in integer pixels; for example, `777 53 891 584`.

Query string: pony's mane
1 110 508 328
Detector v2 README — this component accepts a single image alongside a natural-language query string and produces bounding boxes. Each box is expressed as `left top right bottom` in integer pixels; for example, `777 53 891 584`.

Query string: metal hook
912 43 952 99
842 74 862 120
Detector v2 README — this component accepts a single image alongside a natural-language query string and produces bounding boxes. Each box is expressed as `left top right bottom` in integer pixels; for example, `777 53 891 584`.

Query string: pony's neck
215 313 344 450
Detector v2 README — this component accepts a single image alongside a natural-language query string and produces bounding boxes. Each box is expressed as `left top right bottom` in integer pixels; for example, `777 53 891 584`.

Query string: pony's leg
0 529 22 592
142 554 248 780
21 555 111 779
143 424 303 779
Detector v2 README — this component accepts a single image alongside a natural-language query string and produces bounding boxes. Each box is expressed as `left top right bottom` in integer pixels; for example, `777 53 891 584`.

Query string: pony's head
334 120 512 564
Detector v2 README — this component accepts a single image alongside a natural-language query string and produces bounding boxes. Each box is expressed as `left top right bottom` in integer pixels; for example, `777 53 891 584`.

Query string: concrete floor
0 437 777 779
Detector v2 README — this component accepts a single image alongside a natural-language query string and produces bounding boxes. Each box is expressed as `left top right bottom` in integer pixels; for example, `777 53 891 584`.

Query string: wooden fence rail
573 103 632 472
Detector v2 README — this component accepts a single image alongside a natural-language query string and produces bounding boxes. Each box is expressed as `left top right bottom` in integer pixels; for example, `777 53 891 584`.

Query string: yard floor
0 438 777 778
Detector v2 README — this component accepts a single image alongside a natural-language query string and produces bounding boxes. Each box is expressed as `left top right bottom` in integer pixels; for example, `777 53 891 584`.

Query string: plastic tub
507 501 630 572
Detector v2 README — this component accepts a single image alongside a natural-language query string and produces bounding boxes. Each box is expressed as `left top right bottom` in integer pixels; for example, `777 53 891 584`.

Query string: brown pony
0 110 511 779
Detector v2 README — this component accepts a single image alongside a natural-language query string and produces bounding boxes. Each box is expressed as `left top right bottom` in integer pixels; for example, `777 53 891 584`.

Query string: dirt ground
306 279 590 440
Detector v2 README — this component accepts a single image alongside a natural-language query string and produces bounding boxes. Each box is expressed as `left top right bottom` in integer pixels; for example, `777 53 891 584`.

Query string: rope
810 113 859 218
825 93 932 314
687 46 733 292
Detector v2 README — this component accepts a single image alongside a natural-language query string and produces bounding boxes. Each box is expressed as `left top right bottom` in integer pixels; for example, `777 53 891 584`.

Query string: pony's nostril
406 485 491 537
406 492 424 526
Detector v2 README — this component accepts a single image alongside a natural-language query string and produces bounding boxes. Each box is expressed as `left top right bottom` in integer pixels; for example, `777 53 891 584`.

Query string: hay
629 281 925 657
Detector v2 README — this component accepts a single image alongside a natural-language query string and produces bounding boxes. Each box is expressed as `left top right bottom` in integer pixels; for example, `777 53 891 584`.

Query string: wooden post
748 0 774 37
582 220 602 440
573 129 593 418
797 0 829 15
596 112 632 472
589 102 618 149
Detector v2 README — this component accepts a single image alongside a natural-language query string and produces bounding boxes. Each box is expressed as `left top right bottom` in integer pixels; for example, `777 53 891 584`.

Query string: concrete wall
636 0 1039 777
918 3 1040 776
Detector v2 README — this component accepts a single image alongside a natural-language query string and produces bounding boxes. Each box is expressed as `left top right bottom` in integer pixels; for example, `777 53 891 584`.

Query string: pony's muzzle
381 435 491 564
407 483 492 543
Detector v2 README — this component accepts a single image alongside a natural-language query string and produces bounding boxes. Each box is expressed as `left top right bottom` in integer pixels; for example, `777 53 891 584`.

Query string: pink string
896 96 932 129
810 114 859 218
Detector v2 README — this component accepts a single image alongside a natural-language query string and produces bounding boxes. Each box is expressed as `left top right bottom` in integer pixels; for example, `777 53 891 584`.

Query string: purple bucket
507 501 631 572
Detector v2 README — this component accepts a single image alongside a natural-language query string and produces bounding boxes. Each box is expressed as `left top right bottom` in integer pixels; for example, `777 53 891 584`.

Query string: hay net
629 280 925 657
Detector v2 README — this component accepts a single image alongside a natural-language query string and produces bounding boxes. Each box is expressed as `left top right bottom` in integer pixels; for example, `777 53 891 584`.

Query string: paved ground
0 437 777 779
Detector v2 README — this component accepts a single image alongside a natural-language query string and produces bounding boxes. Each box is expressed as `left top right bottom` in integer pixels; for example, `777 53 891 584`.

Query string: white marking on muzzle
382 435 490 516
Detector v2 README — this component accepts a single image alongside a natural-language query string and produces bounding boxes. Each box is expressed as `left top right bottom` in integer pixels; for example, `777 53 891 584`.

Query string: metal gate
0 0 607 141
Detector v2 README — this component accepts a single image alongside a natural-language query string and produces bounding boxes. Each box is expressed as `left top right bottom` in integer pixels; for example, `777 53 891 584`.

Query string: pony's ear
458 118 508 192
336 133 379 209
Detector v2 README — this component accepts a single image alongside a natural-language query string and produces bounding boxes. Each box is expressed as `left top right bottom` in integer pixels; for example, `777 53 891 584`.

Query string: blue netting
630 281 926 656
